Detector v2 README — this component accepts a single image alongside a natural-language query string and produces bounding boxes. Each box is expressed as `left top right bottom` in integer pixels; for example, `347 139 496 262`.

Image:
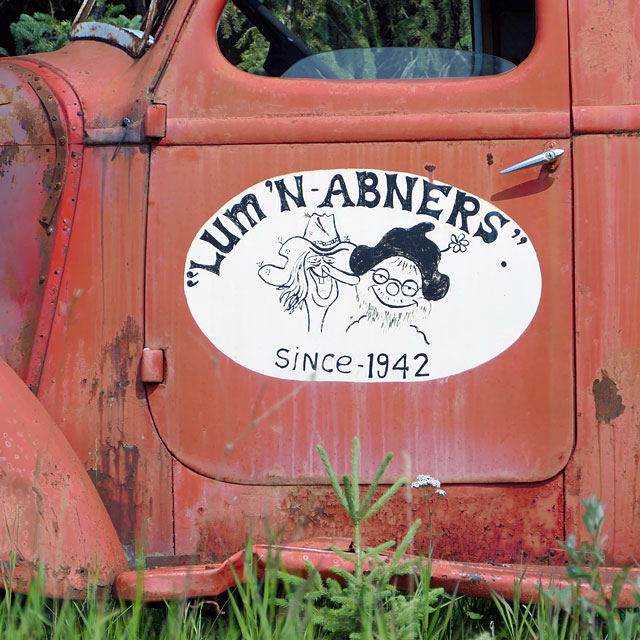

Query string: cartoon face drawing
368 258 422 309
348 223 450 333
305 252 346 308
258 213 358 332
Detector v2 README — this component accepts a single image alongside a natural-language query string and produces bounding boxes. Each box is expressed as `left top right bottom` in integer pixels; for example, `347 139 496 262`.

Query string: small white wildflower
435 489 447 496
410 474 441 489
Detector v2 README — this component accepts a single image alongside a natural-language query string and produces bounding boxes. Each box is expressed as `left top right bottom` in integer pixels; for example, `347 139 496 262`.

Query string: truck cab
1 0 639 599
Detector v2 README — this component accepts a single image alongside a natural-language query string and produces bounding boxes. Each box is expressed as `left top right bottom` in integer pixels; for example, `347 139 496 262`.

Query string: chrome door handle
500 149 565 174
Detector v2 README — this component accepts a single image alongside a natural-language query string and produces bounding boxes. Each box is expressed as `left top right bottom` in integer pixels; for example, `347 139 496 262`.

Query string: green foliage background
0 0 472 72
218 0 472 74
0 0 146 56
5 6 142 55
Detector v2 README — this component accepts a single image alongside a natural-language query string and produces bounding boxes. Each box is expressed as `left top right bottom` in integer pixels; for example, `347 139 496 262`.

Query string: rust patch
89 316 143 557
92 440 140 552
0 144 19 178
11 98 43 145
31 484 45 518
593 370 625 424
0 87 14 105
97 315 141 407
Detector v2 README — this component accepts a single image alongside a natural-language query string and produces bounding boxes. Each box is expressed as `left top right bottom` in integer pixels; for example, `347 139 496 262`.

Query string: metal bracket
24 72 68 226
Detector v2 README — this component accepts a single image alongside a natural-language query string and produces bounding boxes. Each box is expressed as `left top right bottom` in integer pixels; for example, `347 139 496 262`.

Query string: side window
217 0 535 79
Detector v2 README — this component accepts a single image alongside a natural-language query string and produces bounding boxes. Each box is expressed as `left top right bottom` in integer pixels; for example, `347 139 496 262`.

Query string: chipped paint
0 144 19 177
174 464 564 566
593 370 626 424
0 358 128 597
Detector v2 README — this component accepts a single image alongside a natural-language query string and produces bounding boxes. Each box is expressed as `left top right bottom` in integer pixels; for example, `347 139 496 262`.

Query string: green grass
2 571 640 640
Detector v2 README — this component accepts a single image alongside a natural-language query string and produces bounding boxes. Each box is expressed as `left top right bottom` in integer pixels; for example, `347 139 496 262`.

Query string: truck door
145 0 573 486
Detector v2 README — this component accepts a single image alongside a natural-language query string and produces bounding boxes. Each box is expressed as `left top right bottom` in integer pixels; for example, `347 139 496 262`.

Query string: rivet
46 226 54 235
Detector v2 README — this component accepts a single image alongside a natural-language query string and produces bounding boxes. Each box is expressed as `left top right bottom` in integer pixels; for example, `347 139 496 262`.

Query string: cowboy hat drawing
258 213 358 288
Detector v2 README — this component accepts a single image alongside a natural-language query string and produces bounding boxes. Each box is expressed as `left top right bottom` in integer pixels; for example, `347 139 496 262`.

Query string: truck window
217 0 535 79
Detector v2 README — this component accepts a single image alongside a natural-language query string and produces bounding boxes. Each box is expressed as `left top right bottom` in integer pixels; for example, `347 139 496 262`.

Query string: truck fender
0 357 129 597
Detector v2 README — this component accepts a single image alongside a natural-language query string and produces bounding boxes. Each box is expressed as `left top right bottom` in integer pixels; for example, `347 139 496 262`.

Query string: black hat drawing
349 222 450 301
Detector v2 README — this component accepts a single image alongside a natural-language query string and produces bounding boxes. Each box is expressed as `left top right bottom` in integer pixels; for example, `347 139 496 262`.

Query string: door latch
500 149 565 174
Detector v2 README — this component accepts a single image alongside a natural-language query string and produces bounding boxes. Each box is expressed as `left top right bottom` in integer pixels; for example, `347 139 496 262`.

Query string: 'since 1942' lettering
275 348 429 380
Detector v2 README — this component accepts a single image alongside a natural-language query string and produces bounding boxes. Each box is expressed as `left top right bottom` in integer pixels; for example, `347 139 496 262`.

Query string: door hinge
141 348 165 384
144 103 167 140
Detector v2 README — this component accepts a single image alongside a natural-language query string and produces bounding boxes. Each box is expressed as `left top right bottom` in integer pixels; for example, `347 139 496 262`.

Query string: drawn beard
355 285 431 329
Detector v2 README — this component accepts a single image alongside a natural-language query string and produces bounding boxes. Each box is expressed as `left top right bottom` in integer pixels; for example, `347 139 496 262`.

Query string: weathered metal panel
36 146 174 561
0 357 128 596
569 0 640 132
146 140 573 485
173 461 565 565
0 60 87 394
568 0 640 113
3 0 607 591
568 133 640 565
0 144 55 379
153 0 570 144
0 65 59 379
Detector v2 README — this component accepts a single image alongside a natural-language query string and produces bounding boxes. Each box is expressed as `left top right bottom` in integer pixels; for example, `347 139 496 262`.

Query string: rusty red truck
1 0 640 601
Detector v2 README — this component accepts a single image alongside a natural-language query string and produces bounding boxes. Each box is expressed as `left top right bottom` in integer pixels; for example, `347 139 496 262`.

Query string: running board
113 537 640 606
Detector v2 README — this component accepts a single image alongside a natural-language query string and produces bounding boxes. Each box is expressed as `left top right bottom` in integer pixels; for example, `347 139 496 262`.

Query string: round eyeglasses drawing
369 266 421 306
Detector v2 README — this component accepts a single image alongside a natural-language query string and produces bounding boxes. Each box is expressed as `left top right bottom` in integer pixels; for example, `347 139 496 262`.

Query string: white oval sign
185 169 541 382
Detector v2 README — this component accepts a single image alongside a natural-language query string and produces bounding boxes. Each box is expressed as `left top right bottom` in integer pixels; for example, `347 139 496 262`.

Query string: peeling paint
593 370 625 424
0 144 19 178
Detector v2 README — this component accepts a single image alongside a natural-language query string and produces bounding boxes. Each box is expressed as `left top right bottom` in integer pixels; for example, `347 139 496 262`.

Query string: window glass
217 0 535 79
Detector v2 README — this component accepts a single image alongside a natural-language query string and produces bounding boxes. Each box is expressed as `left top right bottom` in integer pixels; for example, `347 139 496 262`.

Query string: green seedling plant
277 437 447 639
540 496 640 639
